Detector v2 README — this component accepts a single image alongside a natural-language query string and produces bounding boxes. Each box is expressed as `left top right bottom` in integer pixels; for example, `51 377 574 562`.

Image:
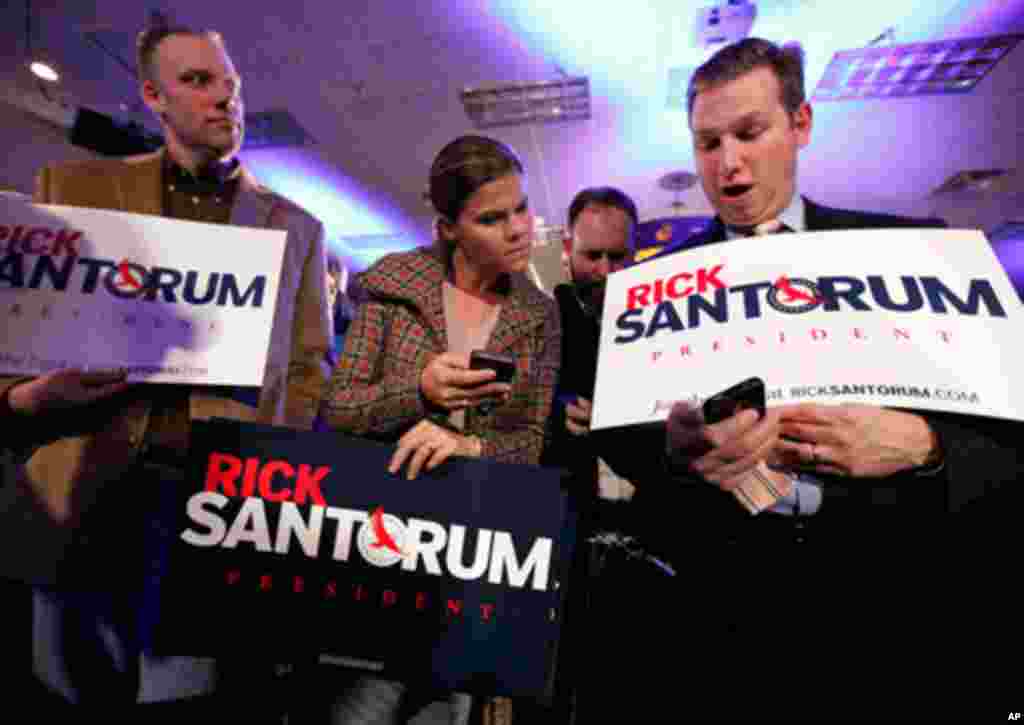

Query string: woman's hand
388 419 482 480
420 352 511 411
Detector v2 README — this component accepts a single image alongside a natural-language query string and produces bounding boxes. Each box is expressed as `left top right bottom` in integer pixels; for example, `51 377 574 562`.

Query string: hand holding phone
420 352 512 412
700 377 785 515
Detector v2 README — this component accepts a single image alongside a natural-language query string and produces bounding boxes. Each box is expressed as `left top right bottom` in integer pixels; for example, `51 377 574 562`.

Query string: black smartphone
469 350 516 384
702 376 766 424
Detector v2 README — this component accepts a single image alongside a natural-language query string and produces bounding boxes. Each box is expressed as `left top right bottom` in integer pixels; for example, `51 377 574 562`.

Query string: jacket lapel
407 248 448 350
487 273 549 354
703 217 728 245
418 268 448 352
362 247 449 350
230 169 277 229
116 151 164 216
802 196 836 232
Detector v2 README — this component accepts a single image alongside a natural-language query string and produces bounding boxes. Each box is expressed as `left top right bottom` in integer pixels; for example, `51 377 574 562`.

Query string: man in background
546 186 638 503
542 187 685 723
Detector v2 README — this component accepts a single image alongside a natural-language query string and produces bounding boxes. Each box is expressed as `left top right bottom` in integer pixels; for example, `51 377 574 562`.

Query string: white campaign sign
592 228 1024 429
0 197 286 386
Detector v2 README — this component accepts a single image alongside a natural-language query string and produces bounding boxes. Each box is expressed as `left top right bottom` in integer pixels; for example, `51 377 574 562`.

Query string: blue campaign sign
151 419 576 699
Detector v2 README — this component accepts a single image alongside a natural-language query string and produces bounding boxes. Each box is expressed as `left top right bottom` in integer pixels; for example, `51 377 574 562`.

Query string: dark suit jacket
541 285 600 482
599 198 1021 693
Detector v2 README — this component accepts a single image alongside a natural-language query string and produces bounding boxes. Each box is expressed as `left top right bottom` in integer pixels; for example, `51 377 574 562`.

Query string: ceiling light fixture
459 76 590 129
29 60 59 83
812 33 1022 102
24 1 60 83
695 1 758 49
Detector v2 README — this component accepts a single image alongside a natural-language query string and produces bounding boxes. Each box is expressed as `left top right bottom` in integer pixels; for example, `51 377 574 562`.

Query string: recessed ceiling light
29 60 59 83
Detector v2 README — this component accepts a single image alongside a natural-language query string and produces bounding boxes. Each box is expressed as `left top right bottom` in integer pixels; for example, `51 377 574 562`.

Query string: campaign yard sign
592 228 1024 429
151 420 576 700
0 196 286 386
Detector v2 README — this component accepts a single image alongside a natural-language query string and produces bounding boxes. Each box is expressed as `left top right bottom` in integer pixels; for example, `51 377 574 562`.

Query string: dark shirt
143 156 242 454
160 156 241 225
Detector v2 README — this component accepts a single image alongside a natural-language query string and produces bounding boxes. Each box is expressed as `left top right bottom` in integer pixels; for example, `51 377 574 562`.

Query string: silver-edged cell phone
469 350 516 384
702 377 766 424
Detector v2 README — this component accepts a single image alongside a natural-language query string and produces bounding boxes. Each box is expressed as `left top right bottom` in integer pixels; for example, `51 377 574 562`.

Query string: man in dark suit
616 37 1020 706
651 36 1021 532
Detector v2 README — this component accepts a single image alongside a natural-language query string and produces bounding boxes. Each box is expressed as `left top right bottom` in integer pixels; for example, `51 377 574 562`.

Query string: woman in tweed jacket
324 136 560 477
322 136 560 725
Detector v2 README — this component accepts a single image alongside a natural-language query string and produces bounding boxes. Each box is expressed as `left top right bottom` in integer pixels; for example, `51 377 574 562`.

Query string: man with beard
543 188 678 724
546 187 637 498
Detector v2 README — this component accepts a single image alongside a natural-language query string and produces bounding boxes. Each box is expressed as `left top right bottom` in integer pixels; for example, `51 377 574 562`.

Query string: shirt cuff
910 456 946 477
768 473 823 516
